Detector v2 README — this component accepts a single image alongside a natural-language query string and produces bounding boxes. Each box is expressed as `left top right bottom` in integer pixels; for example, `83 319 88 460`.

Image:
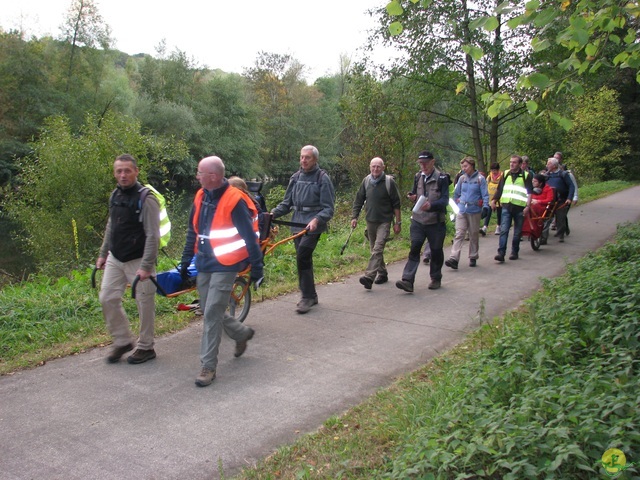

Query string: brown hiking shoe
395 280 414 293
428 279 441 290
106 343 134 364
127 348 156 364
195 367 216 387
234 328 255 358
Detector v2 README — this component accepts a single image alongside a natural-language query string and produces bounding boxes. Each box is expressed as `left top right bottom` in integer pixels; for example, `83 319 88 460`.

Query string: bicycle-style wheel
531 235 541 251
227 276 251 323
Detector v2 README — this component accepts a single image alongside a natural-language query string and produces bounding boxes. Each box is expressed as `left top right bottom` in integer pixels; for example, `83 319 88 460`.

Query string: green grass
233 220 640 480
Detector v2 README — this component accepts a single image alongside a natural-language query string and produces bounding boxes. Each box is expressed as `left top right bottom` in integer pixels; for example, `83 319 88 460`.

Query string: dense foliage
383 222 640 478
236 211 639 480
3 113 189 274
0 0 638 279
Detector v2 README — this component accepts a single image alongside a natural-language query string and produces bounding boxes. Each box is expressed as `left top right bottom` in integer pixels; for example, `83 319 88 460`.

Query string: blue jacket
545 169 575 202
454 171 490 214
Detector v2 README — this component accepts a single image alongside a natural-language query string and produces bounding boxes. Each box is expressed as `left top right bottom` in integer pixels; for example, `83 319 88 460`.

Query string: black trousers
294 233 321 299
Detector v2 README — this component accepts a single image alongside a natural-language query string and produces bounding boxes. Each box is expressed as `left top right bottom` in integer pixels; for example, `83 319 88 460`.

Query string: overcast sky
2 0 396 81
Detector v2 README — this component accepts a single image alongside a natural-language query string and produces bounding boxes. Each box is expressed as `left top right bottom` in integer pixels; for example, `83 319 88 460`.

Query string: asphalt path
1 186 639 480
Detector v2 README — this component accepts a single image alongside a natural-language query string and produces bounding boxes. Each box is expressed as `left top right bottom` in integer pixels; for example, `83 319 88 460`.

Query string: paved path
1 186 639 480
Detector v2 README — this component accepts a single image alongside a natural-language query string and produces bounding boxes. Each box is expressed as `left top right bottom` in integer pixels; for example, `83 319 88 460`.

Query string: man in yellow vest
490 155 533 263
180 156 263 387
96 154 159 365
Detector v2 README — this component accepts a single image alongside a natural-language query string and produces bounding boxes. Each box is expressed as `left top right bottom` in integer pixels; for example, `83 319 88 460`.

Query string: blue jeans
498 206 525 256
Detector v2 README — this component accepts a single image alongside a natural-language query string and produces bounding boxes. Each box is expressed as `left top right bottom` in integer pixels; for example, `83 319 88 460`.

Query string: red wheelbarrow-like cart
521 197 560 251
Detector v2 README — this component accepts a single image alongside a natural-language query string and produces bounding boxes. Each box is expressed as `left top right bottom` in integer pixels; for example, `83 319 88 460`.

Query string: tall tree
190 73 262 178
244 52 317 182
376 0 532 172
566 86 628 181
386 0 640 127
59 0 112 95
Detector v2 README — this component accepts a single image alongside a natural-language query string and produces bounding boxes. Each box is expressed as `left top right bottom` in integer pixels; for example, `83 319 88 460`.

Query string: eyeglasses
196 171 215 176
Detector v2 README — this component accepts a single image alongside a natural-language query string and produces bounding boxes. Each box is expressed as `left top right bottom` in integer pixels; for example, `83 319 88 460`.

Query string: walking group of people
95 146 575 388
96 146 335 387
354 151 577 292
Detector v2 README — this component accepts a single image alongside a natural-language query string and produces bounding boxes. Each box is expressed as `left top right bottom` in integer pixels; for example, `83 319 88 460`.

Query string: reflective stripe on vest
192 186 259 265
500 171 528 207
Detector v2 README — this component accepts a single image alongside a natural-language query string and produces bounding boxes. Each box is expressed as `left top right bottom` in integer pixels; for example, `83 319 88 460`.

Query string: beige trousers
99 254 156 349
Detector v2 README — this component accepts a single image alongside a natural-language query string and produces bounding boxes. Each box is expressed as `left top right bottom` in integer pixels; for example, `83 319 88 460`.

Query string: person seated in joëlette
530 174 555 218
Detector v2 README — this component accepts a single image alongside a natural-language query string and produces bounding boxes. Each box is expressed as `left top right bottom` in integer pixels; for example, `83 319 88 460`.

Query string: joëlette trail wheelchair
521 192 566 251
97 212 308 323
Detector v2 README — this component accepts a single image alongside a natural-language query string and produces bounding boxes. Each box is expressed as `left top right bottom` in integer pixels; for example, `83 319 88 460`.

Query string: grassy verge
0 180 634 375
233 220 640 480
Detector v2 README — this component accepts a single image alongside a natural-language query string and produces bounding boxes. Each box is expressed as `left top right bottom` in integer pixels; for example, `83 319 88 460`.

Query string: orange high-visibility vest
192 186 259 265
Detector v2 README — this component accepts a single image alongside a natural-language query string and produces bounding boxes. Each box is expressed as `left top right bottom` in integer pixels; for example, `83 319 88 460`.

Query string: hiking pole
340 226 356 255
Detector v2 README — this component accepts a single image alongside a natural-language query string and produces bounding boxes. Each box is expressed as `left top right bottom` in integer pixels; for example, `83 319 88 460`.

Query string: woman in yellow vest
482 162 503 236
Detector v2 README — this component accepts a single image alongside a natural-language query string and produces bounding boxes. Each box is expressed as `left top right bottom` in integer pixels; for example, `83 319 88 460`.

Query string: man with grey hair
180 155 263 387
351 157 402 288
272 145 335 313
542 156 575 243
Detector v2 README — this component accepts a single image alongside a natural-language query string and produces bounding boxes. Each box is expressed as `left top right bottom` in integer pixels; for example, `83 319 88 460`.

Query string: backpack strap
291 168 326 185
365 173 392 196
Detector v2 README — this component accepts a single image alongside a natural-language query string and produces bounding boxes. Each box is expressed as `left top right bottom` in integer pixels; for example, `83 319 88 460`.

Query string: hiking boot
359 276 374 290
106 343 134 364
428 279 441 290
234 328 255 358
445 258 458 270
296 296 318 308
469 258 477 267
494 253 505 263
395 280 414 293
494 226 501 235
296 297 317 314
127 348 156 364
374 274 388 285
479 226 487 237
422 256 430 264
509 253 519 260
195 367 216 387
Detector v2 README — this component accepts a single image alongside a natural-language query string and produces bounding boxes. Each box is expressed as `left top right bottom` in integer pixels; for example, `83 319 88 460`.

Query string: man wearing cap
396 151 450 292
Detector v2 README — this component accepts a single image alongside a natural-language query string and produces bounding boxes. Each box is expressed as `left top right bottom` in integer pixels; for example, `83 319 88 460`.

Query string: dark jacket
181 181 263 275
271 166 336 234
351 174 401 224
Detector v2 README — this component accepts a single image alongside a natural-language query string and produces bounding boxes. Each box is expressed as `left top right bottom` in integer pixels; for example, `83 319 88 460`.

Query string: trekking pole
340 226 356 255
